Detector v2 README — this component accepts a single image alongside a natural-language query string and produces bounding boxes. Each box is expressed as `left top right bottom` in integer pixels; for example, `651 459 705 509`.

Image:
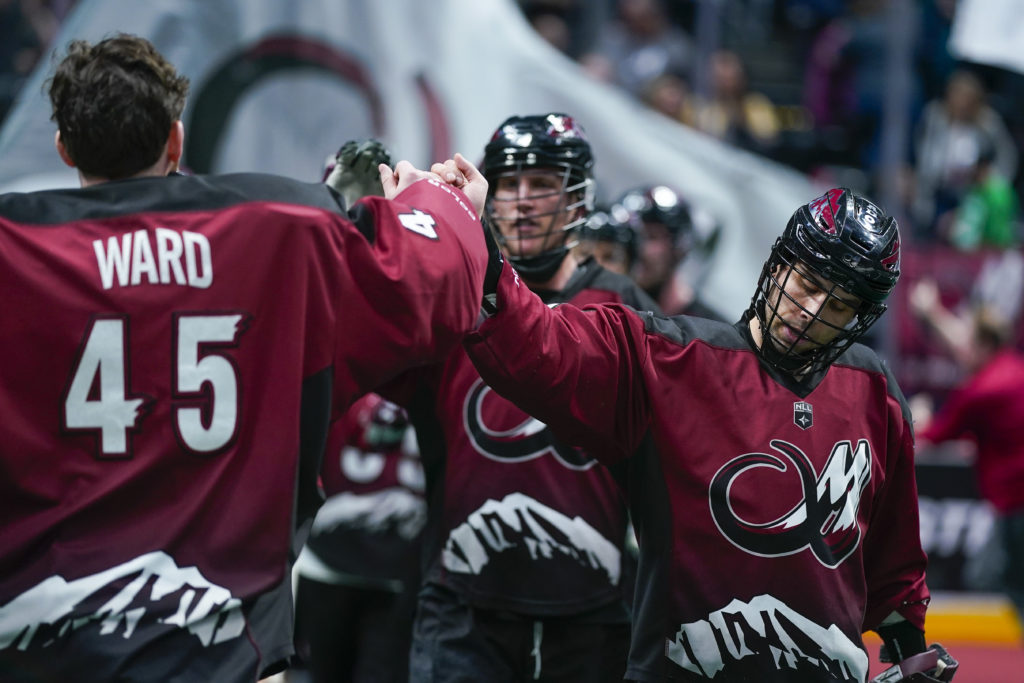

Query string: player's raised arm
318 159 488 407
463 262 653 463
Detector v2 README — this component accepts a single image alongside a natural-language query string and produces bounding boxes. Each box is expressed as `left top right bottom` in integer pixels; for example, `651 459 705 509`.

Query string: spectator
802 0 900 174
910 280 1024 630
640 70 693 123
690 49 780 154
580 0 693 99
912 69 1018 239
946 134 1020 250
520 2 573 56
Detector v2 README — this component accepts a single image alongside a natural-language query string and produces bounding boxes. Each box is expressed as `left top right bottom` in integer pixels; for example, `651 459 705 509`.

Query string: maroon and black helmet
749 188 901 374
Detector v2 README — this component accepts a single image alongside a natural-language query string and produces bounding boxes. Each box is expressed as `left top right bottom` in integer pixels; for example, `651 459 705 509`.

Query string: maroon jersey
919 349 1024 514
464 266 930 682
0 173 486 682
395 258 658 617
303 393 425 583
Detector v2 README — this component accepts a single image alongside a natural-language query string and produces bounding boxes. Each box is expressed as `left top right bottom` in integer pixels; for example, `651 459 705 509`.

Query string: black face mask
506 246 571 283
746 255 881 377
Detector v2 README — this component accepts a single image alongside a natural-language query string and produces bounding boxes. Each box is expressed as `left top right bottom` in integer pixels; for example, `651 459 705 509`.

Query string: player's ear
166 120 184 173
55 131 75 168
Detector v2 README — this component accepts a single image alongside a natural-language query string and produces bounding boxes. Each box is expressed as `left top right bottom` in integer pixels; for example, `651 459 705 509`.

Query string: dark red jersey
302 393 425 584
919 349 1024 514
465 266 930 682
0 172 486 682
392 258 659 618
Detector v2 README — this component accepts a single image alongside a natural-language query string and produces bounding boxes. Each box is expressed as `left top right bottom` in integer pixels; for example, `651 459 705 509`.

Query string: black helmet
481 113 595 281
749 188 901 375
616 185 694 248
578 208 641 270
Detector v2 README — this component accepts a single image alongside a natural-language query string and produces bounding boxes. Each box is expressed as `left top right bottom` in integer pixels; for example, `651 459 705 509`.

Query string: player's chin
513 238 547 256
768 331 816 356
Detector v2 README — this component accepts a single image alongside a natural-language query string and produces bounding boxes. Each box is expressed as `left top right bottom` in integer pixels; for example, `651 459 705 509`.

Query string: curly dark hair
48 33 190 179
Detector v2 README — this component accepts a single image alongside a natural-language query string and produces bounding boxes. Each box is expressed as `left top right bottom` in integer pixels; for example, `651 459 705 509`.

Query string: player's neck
78 156 177 188
525 252 578 293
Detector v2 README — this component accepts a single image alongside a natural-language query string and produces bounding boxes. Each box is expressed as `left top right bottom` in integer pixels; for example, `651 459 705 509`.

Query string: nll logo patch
794 401 813 430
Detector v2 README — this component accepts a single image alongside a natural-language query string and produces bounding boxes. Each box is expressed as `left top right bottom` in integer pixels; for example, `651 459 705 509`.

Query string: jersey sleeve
464 263 652 463
917 387 974 445
861 389 930 632
327 178 488 409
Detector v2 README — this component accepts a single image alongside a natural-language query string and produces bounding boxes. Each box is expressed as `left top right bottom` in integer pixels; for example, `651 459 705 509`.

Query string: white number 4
398 209 438 240
64 314 245 457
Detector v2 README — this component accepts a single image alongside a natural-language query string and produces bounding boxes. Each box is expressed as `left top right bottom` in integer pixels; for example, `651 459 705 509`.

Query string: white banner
0 0 821 319
949 0 1024 76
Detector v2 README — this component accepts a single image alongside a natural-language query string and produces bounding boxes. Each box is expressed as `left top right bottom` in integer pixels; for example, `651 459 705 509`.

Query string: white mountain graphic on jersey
666 593 868 681
442 492 620 583
0 551 244 651
311 488 427 540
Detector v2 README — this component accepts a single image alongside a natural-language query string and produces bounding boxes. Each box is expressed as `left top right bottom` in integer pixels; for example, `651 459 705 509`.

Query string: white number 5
64 313 246 458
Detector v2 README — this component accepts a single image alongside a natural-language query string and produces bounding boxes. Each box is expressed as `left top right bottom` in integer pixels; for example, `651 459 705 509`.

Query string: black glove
871 643 959 682
324 138 392 208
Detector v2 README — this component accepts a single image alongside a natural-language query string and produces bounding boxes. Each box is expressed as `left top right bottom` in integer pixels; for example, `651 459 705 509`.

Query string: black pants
293 576 417 683
408 586 630 683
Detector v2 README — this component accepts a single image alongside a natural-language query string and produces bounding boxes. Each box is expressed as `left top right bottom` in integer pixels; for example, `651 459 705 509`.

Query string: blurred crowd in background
3 0 1022 450
4 0 1021 251
516 0 1023 252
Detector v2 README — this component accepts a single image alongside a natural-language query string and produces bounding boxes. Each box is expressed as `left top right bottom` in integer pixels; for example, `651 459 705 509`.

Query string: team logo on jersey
666 593 868 681
442 492 620 581
794 401 813 430
463 378 596 470
709 439 872 568
0 551 244 652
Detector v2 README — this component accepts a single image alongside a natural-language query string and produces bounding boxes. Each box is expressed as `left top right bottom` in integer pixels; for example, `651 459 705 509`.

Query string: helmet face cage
485 162 594 258
618 185 693 251
578 209 641 268
482 114 595 261
752 245 885 375
748 187 900 375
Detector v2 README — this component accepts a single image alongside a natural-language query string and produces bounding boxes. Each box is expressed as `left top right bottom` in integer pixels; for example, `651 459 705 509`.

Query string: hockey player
462 185 958 682
399 113 659 682
0 34 488 682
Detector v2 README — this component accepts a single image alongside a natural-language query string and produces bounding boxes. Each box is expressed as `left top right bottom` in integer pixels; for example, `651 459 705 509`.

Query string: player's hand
871 643 958 682
324 139 392 207
430 159 466 188
430 153 488 216
379 160 441 199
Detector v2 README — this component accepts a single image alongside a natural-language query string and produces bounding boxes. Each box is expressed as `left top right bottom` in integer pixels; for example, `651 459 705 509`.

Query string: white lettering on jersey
0 551 244 651
441 492 620 583
93 229 212 289
665 594 868 681
425 177 477 221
